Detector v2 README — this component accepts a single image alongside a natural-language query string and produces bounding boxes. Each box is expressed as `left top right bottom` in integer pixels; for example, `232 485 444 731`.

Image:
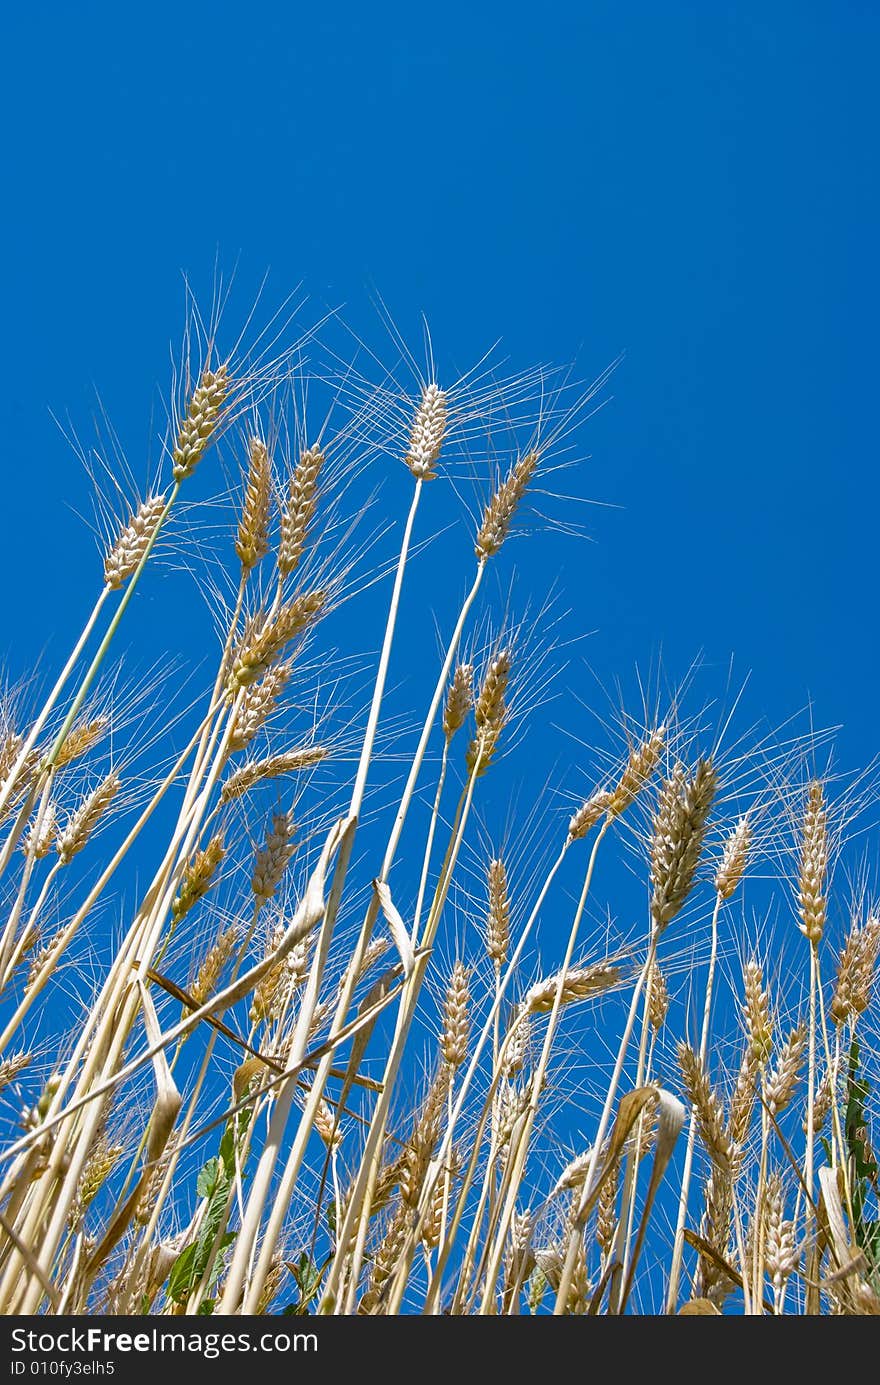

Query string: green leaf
169 1117 246 1307
284 1252 323 1311
219 1123 236 1172
167 1243 200 1305
167 1232 236 1307
202 1234 236 1294
843 1038 880 1271
196 1157 221 1200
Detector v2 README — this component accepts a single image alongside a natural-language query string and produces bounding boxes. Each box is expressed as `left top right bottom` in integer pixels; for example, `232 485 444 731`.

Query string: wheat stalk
1 299 875 1320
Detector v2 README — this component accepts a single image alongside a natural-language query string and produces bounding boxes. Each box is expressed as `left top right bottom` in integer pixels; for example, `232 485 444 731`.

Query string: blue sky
0 0 877 1313
1 2 877 779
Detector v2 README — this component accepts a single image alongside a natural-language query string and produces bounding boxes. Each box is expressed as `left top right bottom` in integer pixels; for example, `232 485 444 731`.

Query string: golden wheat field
0 294 877 1321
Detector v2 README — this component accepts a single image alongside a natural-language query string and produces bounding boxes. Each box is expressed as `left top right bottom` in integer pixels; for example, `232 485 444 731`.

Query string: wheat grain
765 1025 807 1115
696 1165 735 1304
492 1082 530 1153
23 802 57 860
251 810 296 903
230 592 327 688
650 758 717 932
763 1173 797 1298
798 780 828 944
440 961 470 1068
742 960 773 1065
315 1097 343 1151
561 1236 591 1315
0 733 23 788
186 925 238 1010
70 1136 123 1229
236 437 272 572
171 364 229 481
505 1207 534 1283
678 1042 732 1167
715 815 751 899
728 1046 760 1145
486 858 510 969
56 772 120 863
171 834 225 923
398 1068 451 1210
525 963 620 1014
26 932 64 992
104 496 167 589
809 1066 835 1134
134 1136 178 1226
465 649 510 776
568 789 611 841
53 717 108 771
607 727 665 818
221 745 327 801
250 921 313 1025
552 1149 594 1198
648 964 669 1031
596 1153 621 1257
255 1258 287 1314
0 733 41 828
405 384 447 480
503 1007 530 1076
831 914 880 1025
228 663 292 753
442 664 473 742
475 453 538 559
0 1052 31 1091
359 1205 408 1314
279 445 324 577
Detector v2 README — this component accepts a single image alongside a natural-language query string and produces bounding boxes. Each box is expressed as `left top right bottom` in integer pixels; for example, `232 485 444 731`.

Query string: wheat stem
420 841 571 1314
479 820 609 1311
553 939 657 1315
0 588 110 825
666 889 724 1310
224 481 425 1314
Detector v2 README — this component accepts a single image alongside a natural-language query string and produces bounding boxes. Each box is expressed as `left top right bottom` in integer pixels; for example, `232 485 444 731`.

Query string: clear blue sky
1 2 878 1312
1 0 877 771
